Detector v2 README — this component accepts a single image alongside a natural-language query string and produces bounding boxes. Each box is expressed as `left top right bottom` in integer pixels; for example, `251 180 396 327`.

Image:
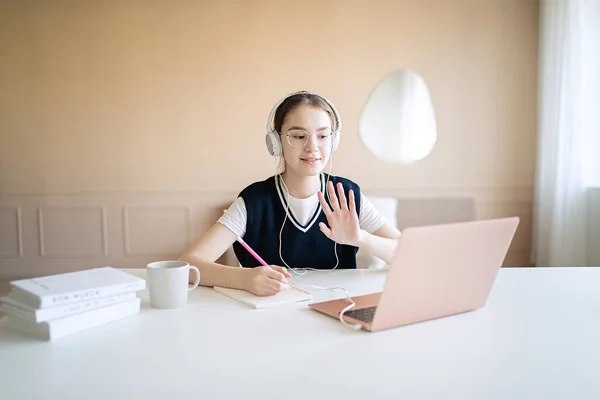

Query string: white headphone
265 91 342 157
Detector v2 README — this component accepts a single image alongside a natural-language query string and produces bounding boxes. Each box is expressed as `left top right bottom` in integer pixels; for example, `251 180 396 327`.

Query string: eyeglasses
285 130 334 148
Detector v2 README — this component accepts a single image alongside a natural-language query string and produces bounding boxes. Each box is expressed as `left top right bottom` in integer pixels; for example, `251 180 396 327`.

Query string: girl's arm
179 222 247 288
179 220 291 296
356 223 401 265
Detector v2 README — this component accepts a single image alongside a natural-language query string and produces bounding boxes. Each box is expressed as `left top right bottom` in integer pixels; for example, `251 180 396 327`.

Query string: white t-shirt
218 191 387 239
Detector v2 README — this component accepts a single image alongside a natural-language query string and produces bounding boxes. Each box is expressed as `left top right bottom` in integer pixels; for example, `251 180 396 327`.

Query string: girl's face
280 104 334 178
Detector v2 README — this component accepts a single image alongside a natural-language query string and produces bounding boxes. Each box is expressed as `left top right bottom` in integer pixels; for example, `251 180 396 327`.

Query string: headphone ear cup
331 131 340 153
265 131 282 157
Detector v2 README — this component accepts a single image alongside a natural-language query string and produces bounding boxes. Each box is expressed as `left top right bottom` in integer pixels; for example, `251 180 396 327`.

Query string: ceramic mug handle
189 266 200 290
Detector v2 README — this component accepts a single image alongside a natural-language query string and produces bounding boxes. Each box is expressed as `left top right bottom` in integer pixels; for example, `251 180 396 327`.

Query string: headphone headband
266 91 342 135
265 91 342 157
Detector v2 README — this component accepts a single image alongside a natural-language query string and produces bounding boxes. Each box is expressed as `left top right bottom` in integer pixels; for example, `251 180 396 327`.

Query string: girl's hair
273 92 336 134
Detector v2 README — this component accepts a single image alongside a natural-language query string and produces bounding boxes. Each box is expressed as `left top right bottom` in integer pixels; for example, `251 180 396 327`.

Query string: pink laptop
309 217 520 332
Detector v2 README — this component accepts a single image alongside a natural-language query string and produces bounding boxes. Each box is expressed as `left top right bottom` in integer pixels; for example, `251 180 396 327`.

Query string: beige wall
0 0 539 280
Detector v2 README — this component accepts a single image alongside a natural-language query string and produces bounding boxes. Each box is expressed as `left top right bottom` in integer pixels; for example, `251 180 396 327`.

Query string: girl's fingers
318 191 333 217
319 222 332 239
327 181 340 210
348 190 357 214
337 182 348 211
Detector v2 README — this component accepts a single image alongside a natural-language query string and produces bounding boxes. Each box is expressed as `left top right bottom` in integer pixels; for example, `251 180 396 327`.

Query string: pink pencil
236 237 269 266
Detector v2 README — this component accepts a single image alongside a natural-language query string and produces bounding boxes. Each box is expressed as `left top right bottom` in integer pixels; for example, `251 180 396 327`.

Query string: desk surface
1 267 599 400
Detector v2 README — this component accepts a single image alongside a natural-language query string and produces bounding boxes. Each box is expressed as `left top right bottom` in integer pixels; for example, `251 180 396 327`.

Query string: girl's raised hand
317 181 362 247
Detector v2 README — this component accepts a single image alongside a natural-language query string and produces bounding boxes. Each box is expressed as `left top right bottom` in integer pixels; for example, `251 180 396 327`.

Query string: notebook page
213 285 312 309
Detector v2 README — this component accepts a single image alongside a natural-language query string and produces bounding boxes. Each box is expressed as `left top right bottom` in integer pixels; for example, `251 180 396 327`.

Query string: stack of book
0 267 146 341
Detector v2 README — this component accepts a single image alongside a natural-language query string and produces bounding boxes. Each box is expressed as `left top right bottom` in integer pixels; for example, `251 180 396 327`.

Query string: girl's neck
280 171 321 199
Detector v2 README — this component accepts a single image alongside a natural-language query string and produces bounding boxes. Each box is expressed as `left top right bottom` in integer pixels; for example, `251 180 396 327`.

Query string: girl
179 91 401 296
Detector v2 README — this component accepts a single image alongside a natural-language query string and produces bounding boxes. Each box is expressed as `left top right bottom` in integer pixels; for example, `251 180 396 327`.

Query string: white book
0 291 137 322
6 297 141 341
213 285 312 309
9 267 145 309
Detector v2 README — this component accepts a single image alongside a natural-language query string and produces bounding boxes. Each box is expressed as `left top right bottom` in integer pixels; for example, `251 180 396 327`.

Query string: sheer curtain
532 0 599 267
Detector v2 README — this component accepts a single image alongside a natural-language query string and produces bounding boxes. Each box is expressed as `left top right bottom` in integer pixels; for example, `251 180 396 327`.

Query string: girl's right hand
242 265 292 296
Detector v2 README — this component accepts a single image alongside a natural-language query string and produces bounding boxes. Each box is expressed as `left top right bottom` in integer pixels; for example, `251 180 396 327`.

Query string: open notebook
213 285 312 309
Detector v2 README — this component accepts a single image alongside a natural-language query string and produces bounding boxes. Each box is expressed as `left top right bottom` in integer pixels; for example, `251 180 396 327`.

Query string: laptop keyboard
344 306 377 323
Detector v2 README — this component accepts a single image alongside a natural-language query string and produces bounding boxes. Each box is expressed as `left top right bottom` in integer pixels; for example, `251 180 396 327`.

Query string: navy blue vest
232 174 361 269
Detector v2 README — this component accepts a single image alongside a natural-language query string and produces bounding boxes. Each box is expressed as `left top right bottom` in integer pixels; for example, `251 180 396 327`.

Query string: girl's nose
305 134 319 151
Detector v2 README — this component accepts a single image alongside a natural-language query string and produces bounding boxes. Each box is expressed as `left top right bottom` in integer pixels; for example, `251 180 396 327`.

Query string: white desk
1 267 599 400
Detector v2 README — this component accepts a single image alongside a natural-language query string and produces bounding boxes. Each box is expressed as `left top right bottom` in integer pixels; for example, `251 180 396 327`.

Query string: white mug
146 260 200 309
